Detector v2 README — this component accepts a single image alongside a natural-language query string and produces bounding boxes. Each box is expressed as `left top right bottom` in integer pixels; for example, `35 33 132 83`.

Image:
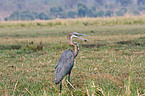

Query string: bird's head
67 32 88 43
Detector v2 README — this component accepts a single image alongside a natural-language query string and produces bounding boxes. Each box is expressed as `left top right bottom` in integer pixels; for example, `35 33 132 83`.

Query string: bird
55 32 88 93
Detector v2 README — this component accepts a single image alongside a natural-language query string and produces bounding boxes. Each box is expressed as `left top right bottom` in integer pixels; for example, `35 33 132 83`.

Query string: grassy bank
0 17 145 95
1 16 145 28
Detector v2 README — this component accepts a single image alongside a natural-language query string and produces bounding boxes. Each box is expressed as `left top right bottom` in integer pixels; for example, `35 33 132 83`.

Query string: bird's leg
60 81 62 93
67 74 70 88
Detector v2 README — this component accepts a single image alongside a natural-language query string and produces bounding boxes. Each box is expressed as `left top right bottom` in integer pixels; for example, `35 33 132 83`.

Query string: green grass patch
0 18 145 95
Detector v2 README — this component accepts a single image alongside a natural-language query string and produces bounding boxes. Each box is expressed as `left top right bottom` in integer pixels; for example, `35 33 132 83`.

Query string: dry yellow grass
1 15 145 28
0 16 145 95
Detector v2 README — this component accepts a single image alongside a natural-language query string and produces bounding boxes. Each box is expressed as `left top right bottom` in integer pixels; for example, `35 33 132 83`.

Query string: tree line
3 0 145 21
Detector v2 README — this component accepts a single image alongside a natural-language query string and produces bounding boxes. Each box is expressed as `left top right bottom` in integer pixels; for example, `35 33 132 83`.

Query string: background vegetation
0 16 145 95
1 0 145 21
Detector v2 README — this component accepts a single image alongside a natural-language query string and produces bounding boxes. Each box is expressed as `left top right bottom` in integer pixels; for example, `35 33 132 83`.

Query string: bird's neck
73 42 79 58
67 34 79 58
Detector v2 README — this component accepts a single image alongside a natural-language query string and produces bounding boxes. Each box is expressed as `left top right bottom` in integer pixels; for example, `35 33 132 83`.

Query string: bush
8 11 36 21
67 11 77 18
36 12 49 20
96 10 104 17
116 8 127 16
77 3 88 17
105 10 113 17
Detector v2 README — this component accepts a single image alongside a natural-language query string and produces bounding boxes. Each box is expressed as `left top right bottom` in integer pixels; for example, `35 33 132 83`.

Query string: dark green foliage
7 11 50 21
94 0 105 5
86 9 94 17
91 6 96 11
105 10 113 17
96 10 104 17
117 0 133 6
138 6 145 11
50 7 64 18
36 12 49 20
77 3 88 17
2 0 145 21
8 11 36 21
4 18 8 21
137 0 145 5
67 11 77 18
116 8 127 16
64 0 78 8
133 10 140 15
50 7 63 13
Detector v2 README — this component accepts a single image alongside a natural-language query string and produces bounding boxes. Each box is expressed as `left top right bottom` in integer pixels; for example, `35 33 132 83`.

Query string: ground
0 17 145 95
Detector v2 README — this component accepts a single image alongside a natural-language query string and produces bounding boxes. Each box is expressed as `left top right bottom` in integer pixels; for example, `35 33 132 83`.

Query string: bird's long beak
73 35 87 42
75 33 89 36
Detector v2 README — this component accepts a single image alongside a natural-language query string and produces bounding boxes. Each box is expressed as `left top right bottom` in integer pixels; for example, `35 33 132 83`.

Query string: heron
55 32 88 93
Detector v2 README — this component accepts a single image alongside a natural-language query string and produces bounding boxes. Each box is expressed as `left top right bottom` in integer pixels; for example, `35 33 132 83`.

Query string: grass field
0 16 145 96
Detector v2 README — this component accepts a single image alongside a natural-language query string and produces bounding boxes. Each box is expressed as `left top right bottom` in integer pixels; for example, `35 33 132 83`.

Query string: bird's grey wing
55 49 73 69
55 49 74 84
